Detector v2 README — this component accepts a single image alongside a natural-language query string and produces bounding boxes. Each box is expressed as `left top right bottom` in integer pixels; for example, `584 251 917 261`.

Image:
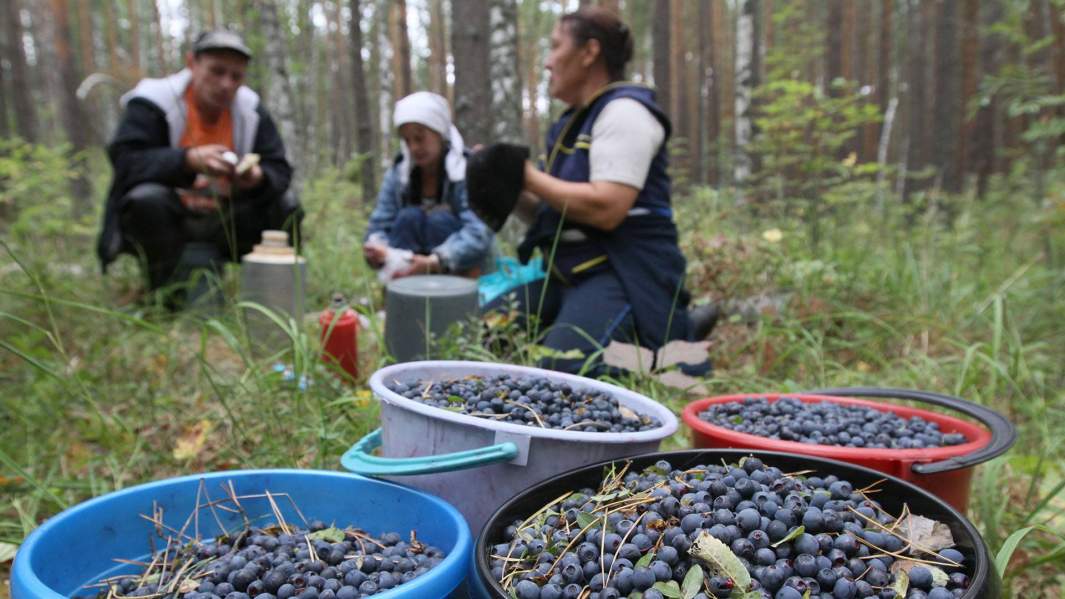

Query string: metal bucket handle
811 387 1016 474
341 428 519 476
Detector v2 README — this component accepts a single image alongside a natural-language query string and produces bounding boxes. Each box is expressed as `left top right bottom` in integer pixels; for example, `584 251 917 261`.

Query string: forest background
1 0 1064 596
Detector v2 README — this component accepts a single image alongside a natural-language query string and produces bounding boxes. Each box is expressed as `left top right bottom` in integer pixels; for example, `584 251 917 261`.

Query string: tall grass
1 144 1063 595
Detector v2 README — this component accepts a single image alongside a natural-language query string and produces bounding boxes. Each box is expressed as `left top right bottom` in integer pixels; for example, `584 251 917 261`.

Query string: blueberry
515 579 541 599
832 578 857 599
909 566 934 590
633 567 656 590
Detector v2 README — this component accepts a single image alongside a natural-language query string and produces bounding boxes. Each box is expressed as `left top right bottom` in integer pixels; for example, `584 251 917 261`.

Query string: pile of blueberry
697 398 968 449
488 458 971 599
98 521 446 599
387 374 661 432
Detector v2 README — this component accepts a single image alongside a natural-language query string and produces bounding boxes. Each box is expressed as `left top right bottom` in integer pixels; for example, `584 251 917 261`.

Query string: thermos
239 230 306 352
319 293 359 381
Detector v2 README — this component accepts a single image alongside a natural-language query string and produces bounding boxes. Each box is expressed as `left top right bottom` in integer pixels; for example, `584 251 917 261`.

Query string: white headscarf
393 91 466 187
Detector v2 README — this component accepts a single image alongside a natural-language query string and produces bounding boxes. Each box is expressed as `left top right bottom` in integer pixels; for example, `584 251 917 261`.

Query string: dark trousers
118 183 300 291
387 206 463 255
486 267 637 374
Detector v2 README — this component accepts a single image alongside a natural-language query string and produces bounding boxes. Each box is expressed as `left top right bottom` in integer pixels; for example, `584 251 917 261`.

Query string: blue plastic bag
478 256 546 305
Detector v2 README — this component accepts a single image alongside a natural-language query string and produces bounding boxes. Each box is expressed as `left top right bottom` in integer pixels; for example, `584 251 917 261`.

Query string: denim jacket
365 158 494 273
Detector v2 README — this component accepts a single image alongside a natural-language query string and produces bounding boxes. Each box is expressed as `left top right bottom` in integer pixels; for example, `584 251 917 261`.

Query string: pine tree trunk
713 0 731 184
3 0 37 142
858 0 878 162
348 0 377 205
103 1 120 72
825 0 843 91
973 0 1001 198
74 0 102 144
652 0 670 120
389 0 413 100
260 1 301 181
0 49 9 138
127 0 142 76
28 0 61 142
452 0 492 146
903 0 930 201
958 0 979 188
670 0 688 186
330 0 355 165
701 0 720 185
841 0 855 81
50 0 94 215
1053 1 1065 95
933 0 961 194
490 0 523 143
427 0 448 96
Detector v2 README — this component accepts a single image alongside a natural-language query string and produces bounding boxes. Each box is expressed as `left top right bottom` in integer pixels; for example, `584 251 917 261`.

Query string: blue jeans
486 267 637 374
388 206 463 255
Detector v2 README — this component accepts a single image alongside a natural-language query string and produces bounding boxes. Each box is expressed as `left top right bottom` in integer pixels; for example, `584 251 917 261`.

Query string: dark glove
465 143 529 232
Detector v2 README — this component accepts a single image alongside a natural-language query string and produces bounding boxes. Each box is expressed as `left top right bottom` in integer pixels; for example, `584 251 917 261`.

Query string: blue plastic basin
12 469 471 599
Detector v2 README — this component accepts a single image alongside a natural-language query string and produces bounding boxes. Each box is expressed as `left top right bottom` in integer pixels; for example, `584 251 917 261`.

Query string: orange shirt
179 85 234 150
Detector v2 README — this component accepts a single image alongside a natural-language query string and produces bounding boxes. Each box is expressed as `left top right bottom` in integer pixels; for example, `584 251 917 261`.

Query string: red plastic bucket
682 387 1015 512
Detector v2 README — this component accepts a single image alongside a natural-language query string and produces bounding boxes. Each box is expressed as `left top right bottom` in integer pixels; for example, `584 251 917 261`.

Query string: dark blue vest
518 83 691 348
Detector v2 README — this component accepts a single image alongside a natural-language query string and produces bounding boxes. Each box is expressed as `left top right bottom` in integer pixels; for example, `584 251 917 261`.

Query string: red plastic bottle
319 293 359 381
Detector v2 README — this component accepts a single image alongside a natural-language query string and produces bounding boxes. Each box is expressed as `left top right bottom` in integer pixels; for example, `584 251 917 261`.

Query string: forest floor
1 148 1063 597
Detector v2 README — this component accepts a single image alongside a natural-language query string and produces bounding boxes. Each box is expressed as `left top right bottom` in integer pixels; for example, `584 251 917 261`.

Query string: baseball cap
193 30 253 60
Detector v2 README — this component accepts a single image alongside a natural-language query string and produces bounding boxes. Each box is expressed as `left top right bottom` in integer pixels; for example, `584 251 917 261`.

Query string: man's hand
186 144 236 177
394 253 441 278
179 191 219 213
235 163 264 190
363 242 387 268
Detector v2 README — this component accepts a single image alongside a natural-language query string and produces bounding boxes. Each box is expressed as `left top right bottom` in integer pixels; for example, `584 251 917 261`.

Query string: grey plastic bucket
341 360 678 535
384 275 479 362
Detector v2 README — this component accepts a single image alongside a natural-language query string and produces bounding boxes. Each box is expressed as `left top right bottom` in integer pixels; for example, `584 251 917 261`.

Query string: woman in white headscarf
363 92 494 280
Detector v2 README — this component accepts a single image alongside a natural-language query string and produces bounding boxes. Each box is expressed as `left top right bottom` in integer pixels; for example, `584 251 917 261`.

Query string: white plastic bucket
341 360 678 535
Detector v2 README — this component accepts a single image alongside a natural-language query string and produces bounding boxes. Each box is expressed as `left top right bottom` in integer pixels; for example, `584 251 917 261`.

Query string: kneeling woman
363 92 493 279
492 7 697 373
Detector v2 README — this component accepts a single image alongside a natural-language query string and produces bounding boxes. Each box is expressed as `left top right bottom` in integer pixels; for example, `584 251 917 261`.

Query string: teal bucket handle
341 429 520 476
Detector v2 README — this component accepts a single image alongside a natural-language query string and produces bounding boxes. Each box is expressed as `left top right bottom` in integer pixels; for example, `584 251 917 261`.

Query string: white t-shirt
589 98 666 189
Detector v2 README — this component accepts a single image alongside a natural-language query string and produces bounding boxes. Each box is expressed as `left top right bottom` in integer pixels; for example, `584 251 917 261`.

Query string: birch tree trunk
3 0 37 142
150 0 170 73
260 0 301 182
734 0 756 185
452 0 492 146
878 0 893 135
349 0 377 204
490 0 523 143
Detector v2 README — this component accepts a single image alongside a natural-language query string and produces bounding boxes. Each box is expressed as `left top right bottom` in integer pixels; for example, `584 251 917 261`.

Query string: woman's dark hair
402 151 447 206
559 7 634 82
